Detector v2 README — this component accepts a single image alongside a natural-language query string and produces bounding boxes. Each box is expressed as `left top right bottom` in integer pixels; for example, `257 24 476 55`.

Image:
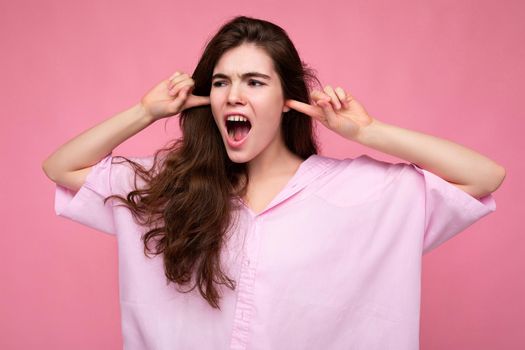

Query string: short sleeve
405 163 497 254
54 153 117 235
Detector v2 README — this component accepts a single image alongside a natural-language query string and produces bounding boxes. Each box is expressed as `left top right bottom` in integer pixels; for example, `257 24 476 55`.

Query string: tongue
234 125 250 141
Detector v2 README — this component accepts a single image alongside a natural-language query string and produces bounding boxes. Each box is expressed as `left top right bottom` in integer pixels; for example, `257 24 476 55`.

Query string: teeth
227 115 248 122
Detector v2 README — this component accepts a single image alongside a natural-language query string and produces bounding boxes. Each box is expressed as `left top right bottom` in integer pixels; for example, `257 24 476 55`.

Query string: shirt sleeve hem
408 163 497 215
53 153 117 236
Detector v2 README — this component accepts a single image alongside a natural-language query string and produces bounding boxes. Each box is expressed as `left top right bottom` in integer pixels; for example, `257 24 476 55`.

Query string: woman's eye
212 80 264 87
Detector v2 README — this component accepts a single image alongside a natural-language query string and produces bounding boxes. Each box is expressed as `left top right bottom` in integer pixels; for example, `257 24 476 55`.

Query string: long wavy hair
105 15 321 309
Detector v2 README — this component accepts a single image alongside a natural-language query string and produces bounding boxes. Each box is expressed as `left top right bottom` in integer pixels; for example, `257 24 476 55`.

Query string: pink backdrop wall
2 0 523 348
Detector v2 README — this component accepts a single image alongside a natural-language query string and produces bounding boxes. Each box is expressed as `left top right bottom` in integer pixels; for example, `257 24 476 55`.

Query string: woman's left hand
285 86 375 140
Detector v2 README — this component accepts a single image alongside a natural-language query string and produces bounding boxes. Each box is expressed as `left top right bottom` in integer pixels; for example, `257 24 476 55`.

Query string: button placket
229 217 264 350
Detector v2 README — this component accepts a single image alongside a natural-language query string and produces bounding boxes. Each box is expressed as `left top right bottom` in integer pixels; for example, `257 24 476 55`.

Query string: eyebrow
211 72 272 81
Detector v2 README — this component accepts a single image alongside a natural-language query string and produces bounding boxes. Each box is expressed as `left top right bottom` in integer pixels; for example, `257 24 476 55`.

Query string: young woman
43 15 505 350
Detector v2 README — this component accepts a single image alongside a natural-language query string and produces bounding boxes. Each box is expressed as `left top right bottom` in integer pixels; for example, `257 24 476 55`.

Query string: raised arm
42 71 210 192
285 87 506 199
355 119 506 198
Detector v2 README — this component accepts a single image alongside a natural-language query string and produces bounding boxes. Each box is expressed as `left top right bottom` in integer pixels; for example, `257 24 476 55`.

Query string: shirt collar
242 154 336 217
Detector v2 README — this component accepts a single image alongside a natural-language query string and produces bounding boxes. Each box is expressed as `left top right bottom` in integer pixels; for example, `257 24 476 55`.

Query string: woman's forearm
42 103 154 180
355 118 506 197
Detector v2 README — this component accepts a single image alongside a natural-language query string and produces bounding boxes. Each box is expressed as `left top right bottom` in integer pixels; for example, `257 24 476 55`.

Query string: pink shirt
54 152 496 349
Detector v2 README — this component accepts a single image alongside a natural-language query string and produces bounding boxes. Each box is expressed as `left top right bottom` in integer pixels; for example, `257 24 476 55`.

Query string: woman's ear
283 100 291 113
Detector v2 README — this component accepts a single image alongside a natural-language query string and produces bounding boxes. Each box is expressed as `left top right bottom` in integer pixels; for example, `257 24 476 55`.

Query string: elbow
458 164 506 199
42 159 51 178
488 164 506 192
42 158 57 182
478 164 506 196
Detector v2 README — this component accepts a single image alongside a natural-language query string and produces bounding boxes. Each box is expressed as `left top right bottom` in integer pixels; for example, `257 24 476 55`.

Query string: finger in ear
310 90 329 102
335 87 349 109
323 85 341 110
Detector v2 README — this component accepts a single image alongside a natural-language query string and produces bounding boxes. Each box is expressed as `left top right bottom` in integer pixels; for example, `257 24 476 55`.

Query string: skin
286 89 506 199
164 43 505 209
210 43 295 166
44 64 505 211
210 43 303 211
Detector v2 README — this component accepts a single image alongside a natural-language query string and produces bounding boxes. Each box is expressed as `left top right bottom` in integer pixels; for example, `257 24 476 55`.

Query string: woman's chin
225 151 252 164
222 136 254 164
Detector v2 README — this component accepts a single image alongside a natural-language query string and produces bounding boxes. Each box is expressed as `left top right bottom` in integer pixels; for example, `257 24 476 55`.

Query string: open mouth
226 118 252 142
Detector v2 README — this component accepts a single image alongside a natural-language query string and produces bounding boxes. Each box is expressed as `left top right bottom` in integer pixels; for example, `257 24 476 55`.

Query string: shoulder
108 154 157 194
308 153 410 206
310 153 407 179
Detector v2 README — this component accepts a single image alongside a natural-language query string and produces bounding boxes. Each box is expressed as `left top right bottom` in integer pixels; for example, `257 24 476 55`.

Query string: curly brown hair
104 15 321 309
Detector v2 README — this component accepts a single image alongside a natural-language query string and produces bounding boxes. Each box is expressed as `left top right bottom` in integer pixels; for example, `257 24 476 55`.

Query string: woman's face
210 43 290 164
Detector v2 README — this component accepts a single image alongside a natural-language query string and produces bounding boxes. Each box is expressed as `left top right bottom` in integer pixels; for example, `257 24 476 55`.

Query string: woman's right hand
140 71 211 122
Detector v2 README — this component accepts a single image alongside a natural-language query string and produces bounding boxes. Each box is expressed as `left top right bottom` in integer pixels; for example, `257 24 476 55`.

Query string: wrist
354 117 384 147
134 102 155 125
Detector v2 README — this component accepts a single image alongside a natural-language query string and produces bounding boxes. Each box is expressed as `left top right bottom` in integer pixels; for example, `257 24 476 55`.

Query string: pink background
2 0 523 348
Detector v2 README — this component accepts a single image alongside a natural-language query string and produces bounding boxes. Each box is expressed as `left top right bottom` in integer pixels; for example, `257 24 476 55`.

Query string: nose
227 83 246 106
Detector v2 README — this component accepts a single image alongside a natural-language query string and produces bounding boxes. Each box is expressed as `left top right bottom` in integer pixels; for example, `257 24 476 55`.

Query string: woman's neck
241 143 304 213
247 144 303 182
